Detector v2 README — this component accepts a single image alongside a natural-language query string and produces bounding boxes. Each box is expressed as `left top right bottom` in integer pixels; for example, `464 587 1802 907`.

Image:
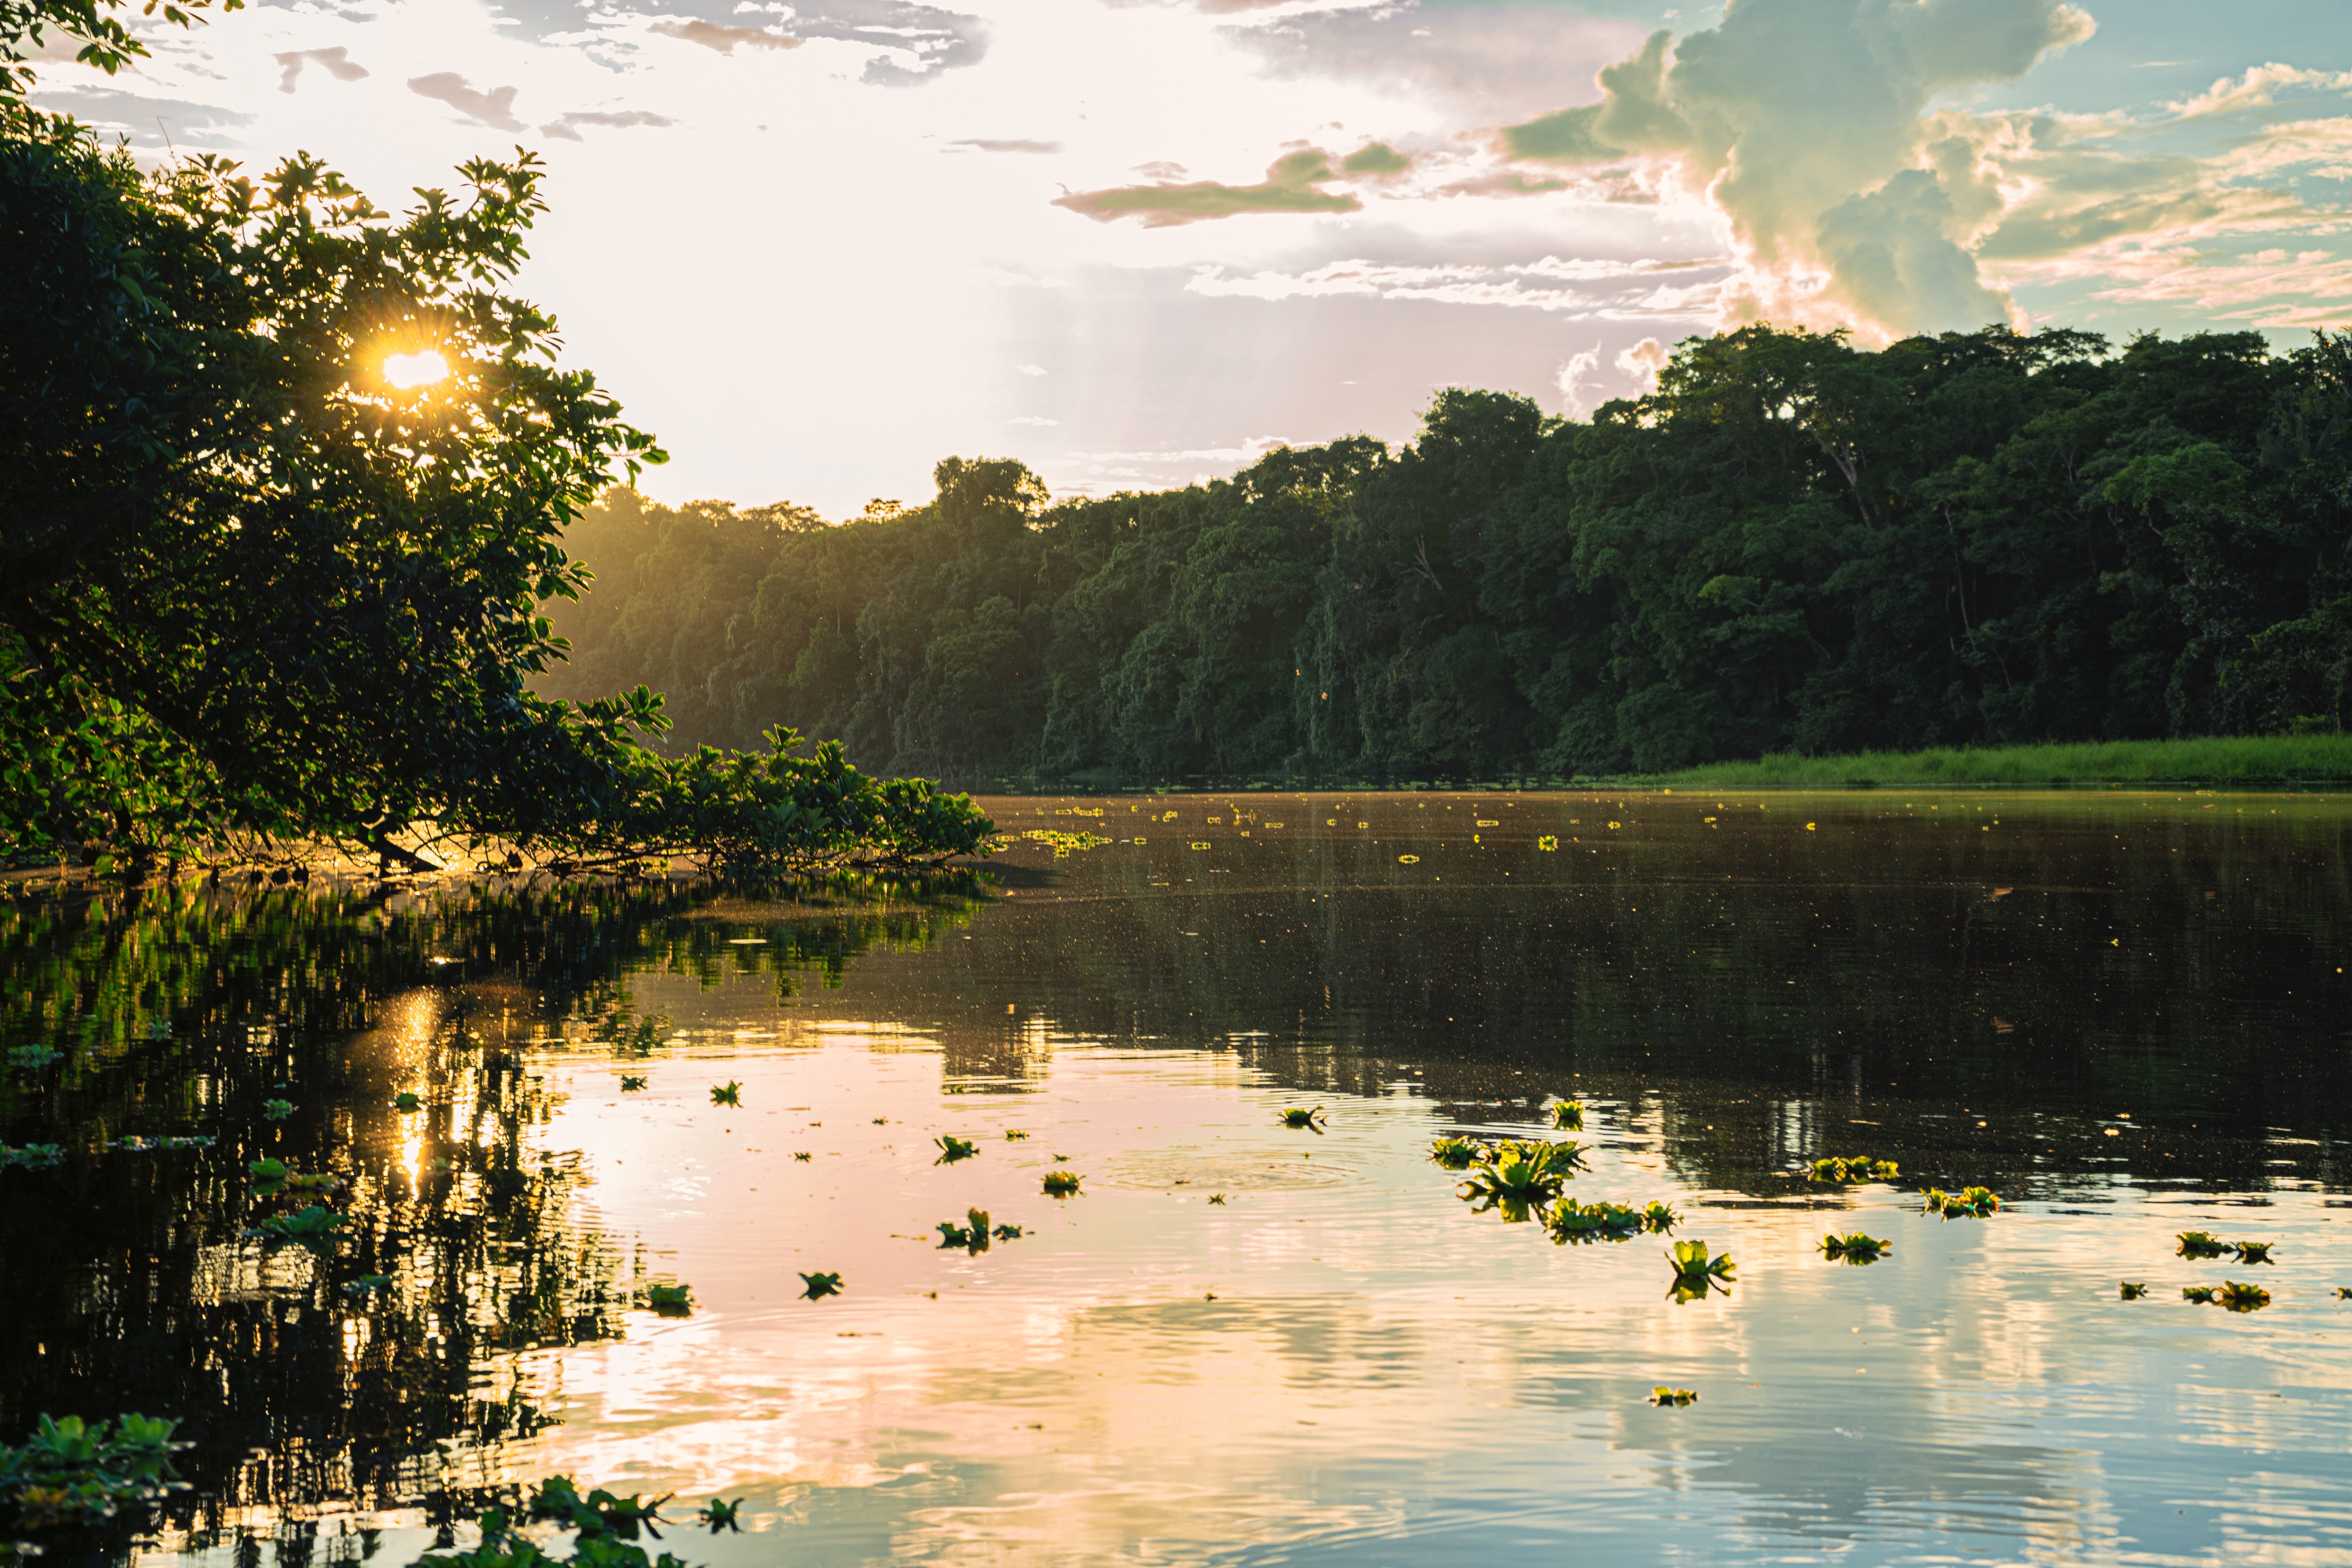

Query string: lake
3 789 2350 1567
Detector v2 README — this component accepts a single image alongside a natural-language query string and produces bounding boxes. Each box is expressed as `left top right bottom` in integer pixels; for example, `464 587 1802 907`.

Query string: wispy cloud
1185 256 1729 318
408 72 524 130
647 18 802 52
274 47 367 94
1055 148 1359 227
947 137 1061 152
540 109 677 140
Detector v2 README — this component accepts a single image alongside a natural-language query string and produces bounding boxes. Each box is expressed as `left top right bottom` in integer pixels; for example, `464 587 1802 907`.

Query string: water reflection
0 793 2348 1567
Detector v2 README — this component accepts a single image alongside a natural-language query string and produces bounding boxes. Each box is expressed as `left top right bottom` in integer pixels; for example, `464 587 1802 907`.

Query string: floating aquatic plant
249 1157 289 1183
2177 1230 2229 1259
800 1271 843 1300
2234 1240 2275 1265
873 1117 888 1125
1807 1156 1900 1183
527 1475 672 1541
1648 1387 1698 1407
1820 1233 1890 1263
1429 1136 1482 1169
2182 1286 2218 1303
936 1208 993 1251
1666 1240 1735 1300
2337 1287 2352 1301
698 1497 744 1533
1548 1202 1646 1243
343 1274 393 1294
1550 1100 1586 1132
256 1205 345 1243
285 1170 341 1193
0 1412 189 1529
1923 1186 2000 1218
710 1082 742 1107
263 1099 294 1120
2120 1281 2148 1299
992 1222 1023 1240
6 1044 62 1071
1641 1201 1680 1234
2216 1280 2271 1312
1005 1130 1029 1140
936 1135 979 1162
620 1076 647 1092
640 1283 694 1316
393 1092 423 1112
1280 1107 1325 1129
1208 1194 1227 1205
1459 1142 1584 1213
1043 1171 1083 1196
414 1483 693 1568
0 1143 64 1171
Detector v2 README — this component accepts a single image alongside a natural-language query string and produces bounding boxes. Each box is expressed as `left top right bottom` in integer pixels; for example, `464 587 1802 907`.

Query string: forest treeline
538 324 2352 788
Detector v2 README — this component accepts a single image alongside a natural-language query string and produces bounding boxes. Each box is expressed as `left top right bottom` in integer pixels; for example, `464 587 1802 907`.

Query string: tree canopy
543 323 2352 786
1 0 991 873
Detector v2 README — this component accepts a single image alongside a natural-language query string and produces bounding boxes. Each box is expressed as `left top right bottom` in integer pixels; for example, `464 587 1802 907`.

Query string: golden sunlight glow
383 349 452 390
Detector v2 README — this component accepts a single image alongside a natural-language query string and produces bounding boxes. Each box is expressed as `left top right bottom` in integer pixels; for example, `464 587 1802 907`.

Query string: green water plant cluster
2125 1235 2280 1309
1550 1100 1585 1131
1820 1233 1890 1264
0 1414 188 1531
1923 1186 2000 1218
1457 1140 1588 1214
1042 1170 1083 1196
1648 1388 1698 1407
1806 1156 1900 1183
1428 1136 1482 1169
1280 1107 1325 1129
639 1284 693 1316
410 1475 697 1568
935 1135 978 1162
0 1144 64 1170
936 1208 1022 1252
1547 1201 1661 1244
1667 1241 1737 1303
799 1272 842 1301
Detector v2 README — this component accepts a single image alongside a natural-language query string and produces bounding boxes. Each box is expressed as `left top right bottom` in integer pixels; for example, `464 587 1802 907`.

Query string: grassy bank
1629 734 2352 790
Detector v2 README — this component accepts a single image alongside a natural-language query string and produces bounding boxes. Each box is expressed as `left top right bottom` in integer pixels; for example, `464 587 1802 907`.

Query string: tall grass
1628 734 2352 790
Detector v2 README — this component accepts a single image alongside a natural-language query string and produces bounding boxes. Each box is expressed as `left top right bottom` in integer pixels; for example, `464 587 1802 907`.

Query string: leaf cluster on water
0 1414 188 1532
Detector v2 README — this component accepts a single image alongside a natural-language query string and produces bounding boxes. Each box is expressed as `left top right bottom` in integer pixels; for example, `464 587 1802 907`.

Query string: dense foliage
546 326 2352 785
0 0 989 873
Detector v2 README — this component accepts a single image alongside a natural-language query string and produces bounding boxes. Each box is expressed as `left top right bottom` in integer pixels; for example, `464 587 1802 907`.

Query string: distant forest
537 324 2352 788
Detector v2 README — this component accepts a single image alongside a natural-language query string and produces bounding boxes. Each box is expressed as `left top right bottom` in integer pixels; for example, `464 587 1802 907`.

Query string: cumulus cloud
540 108 676 140
1615 336 1670 392
1498 0 2098 338
1556 343 1603 418
274 47 368 94
648 18 802 52
1055 148 1360 227
408 72 525 130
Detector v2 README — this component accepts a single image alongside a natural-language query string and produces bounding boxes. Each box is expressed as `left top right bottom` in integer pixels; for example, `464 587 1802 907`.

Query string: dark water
2 789 2348 1566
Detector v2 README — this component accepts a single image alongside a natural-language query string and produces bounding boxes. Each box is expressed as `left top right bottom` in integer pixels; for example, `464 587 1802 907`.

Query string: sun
383 349 452 390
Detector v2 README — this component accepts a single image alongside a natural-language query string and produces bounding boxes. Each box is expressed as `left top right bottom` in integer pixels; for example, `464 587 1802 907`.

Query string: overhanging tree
1 0 991 873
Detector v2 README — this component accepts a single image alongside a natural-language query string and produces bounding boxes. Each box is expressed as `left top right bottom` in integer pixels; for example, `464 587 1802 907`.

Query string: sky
36 0 2352 515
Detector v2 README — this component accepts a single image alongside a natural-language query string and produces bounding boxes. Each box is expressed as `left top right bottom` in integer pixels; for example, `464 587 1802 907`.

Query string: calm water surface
3 790 2350 1567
